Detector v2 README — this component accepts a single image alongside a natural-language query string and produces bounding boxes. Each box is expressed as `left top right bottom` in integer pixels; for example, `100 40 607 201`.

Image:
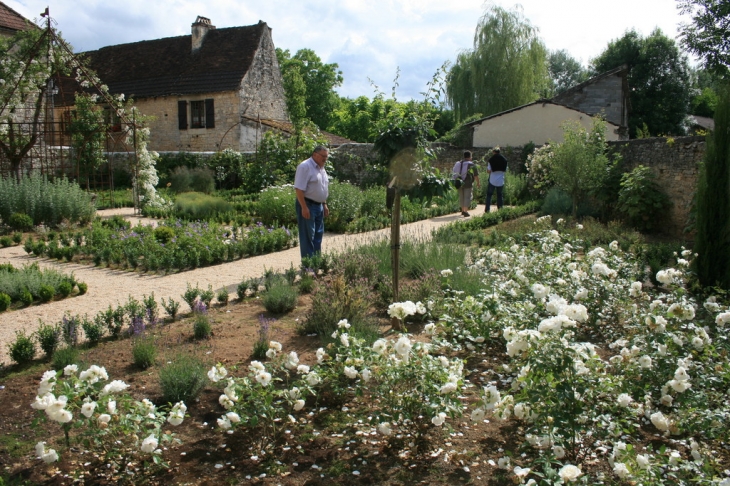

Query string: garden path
0 205 489 364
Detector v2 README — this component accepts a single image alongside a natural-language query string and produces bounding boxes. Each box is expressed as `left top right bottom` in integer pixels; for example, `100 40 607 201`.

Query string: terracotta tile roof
0 1 37 33
57 21 269 104
241 115 354 147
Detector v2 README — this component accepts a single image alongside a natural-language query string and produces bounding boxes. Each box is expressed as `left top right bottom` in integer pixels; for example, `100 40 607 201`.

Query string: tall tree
276 48 343 130
678 0 730 76
548 49 589 96
592 29 691 137
445 5 550 122
694 83 730 289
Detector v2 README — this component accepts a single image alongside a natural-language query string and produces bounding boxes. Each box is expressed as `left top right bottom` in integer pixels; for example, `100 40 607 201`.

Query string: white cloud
6 0 690 100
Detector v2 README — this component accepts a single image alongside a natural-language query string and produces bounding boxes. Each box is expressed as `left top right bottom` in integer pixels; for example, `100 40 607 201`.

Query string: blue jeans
296 199 324 258
486 183 504 211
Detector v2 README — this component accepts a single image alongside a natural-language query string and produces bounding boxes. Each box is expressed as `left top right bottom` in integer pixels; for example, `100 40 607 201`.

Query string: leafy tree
548 49 589 96
694 83 730 289
550 117 614 217
591 29 691 137
678 0 730 75
276 48 343 129
690 67 723 117
69 93 108 189
445 4 550 122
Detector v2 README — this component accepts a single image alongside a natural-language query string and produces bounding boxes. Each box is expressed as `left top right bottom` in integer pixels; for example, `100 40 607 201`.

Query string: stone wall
332 136 706 239
607 136 705 239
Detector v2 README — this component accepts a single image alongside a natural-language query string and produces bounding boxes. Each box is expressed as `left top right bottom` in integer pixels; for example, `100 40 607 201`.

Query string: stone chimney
191 16 215 53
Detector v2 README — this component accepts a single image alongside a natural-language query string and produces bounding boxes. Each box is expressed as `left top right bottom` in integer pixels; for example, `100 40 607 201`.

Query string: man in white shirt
294 146 330 258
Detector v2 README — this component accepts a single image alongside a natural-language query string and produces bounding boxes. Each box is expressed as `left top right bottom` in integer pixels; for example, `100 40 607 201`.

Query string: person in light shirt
294 146 330 258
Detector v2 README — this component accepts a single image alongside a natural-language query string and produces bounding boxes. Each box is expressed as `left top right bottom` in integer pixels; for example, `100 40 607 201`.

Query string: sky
5 0 692 100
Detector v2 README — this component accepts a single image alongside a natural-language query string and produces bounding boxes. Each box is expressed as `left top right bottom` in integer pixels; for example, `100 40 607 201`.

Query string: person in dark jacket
486 147 507 212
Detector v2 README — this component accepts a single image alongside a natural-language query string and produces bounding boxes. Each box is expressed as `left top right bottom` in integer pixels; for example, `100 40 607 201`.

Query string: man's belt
304 197 324 205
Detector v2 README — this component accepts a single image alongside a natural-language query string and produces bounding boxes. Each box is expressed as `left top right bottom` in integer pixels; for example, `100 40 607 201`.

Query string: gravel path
0 206 487 364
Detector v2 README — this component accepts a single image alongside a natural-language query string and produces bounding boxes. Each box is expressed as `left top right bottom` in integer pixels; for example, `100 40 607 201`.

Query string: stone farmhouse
56 16 293 153
466 66 629 147
0 1 36 38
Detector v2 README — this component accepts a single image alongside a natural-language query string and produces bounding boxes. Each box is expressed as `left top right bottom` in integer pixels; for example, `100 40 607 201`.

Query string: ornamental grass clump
132 337 157 370
262 280 298 314
159 354 208 403
30 365 186 475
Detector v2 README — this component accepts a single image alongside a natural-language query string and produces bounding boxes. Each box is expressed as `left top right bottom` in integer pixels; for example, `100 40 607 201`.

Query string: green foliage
438 112 484 146
257 186 297 226
173 192 233 221
503 172 530 206
77 282 88 295
541 187 573 216
262 281 298 314
0 174 95 227
8 212 33 231
161 297 180 320
132 337 157 370
326 180 365 233
159 354 208 403
168 166 215 194
255 126 328 189
8 330 35 365
19 288 33 307
550 117 613 217
678 0 730 75
0 235 12 248
446 4 549 121
199 285 215 307
276 48 343 129
303 274 376 337
57 280 73 298
193 314 212 340
694 82 730 289
548 49 590 96
182 283 200 311
0 292 10 311
81 316 105 346
51 347 80 370
36 322 61 357
69 93 108 187
216 287 229 306
616 165 672 232
153 226 175 243
38 284 55 302
591 29 691 137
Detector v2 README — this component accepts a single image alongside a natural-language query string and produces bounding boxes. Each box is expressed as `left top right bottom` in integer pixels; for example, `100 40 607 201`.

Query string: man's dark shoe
462 212 470 217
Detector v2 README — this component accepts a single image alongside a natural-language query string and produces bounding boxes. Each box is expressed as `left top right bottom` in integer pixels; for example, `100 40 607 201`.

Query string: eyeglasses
314 151 329 160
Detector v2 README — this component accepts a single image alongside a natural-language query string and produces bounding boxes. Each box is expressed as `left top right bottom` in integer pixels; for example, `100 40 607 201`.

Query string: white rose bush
30 365 186 475
430 225 730 484
22 222 730 483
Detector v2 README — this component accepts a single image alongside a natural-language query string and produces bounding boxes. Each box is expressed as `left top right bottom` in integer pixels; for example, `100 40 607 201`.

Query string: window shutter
178 100 188 130
205 98 215 128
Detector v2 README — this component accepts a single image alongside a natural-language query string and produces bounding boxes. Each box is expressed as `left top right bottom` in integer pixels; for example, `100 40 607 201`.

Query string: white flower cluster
387 300 427 321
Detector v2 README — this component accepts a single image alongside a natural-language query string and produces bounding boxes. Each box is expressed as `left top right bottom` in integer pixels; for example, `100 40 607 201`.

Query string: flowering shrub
435 223 730 483
31 365 185 474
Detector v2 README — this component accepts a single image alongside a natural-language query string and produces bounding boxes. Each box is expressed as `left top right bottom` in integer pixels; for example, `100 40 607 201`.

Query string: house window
190 100 205 128
178 98 215 130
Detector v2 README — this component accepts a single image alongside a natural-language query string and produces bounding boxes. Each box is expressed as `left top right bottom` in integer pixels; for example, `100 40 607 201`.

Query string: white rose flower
255 371 272 386
226 412 241 423
431 412 446 426
558 464 582 482
344 366 358 379
63 364 78 376
498 456 511 469
617 393 633 407
394 336 412 359
373 339 388 355
378 422 392 436
217 416 232 430
140 434 158 454
613 462 630 479
638 356 653 369
650 411 670 431
306 372 321 386
293 400 305 411
553 445 566 459
81 401 97 418
471 408 485 422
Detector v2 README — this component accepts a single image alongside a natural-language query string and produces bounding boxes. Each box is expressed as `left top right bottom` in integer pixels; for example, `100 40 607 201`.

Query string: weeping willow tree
446 5 550 122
